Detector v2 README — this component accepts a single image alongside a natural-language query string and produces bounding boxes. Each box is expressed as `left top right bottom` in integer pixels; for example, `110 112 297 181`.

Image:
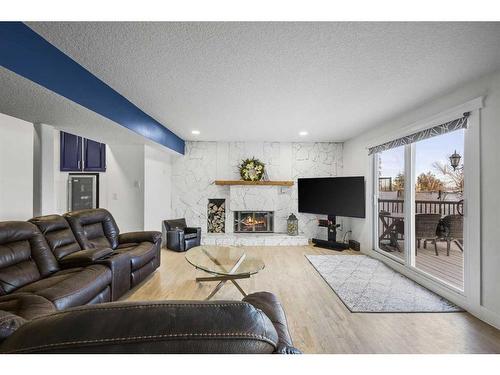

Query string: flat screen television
298 176 365 218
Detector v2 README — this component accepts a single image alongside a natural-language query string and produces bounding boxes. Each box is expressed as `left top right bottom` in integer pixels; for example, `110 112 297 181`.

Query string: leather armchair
0 292 300 354
163 218 201 252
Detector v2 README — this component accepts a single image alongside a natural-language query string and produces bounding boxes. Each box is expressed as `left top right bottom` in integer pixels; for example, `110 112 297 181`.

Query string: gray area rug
306 255 462 313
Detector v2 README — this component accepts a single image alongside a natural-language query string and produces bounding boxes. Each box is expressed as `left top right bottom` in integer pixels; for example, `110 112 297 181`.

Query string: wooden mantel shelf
214 180 294 187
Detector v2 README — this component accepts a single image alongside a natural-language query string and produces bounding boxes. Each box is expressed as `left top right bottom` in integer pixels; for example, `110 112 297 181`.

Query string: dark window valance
368 112 469 155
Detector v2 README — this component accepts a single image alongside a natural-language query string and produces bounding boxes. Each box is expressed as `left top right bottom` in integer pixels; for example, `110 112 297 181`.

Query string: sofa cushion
64 209 120 250
119 231 162 245
116 242 137 250
0 222 59 295
0 293 55 341
17 265 112 310
0 293 56 320
115 242 157 271
29 215 82 261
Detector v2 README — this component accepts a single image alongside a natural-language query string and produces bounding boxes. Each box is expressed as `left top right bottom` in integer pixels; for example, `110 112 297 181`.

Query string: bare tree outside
433 161 464 196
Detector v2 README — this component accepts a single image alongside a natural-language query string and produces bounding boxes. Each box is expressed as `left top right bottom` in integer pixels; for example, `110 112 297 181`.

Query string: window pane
414 129 464 290
377 145 405 261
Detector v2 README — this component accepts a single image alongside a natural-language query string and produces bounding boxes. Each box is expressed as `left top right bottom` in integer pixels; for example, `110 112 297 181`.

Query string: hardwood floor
125 245 500 354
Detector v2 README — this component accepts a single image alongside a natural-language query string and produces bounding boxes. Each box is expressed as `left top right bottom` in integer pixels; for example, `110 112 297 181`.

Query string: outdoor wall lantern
449 150 462 171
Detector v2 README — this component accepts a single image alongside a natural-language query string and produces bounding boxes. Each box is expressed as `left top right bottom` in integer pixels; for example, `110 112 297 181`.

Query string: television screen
298 176 365 218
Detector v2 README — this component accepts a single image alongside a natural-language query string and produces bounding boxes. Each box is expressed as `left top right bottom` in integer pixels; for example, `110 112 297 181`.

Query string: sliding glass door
373 122 466 292
413 130 464 290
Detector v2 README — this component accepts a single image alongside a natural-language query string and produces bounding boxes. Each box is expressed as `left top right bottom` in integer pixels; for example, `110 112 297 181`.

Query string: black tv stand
312 215 349 251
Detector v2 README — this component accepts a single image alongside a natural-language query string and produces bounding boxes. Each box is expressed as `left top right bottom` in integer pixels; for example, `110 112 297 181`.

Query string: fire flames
241 215 266 227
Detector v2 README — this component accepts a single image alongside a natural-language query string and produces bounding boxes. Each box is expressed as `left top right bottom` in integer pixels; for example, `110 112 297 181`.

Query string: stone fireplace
234 211 274 233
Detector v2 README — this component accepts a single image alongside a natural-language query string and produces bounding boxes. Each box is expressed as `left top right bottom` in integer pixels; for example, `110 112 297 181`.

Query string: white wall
0 112 33 220
343 70 500 325
171 141 343 239
144 144 172 232
33 123 56 216
103 145 145 233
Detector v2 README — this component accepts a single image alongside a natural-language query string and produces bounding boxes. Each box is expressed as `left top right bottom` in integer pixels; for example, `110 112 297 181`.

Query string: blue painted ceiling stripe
0 22 185 154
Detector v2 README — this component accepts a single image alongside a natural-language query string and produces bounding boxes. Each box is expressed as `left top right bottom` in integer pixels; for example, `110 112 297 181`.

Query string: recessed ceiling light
191 130 200 135
299 131 308 136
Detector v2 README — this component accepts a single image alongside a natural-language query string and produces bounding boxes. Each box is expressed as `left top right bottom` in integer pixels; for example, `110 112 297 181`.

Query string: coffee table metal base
196 273 249 300
195 251 249 300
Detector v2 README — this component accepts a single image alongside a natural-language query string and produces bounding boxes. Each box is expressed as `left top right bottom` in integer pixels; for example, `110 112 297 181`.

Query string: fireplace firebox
234 211 274 233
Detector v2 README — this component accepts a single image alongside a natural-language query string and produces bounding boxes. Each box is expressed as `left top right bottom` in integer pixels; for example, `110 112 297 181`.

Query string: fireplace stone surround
172 141 343 241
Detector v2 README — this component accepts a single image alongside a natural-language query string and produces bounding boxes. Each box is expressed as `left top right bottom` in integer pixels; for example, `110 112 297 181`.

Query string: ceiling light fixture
299 131 308 136
191 130 200 135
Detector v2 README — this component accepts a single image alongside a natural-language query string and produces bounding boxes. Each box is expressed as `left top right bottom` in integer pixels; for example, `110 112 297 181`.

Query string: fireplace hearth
234 211 274 233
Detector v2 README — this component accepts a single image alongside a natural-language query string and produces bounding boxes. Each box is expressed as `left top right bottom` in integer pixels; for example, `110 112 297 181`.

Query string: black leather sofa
163 218 201 252
0 221 112 311
29 214 133 300
0 291 300 353
63 209 162 288
0 209 160 307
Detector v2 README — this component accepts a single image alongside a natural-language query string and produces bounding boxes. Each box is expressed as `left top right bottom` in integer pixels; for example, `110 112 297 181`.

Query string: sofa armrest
0 298 280 354
166 229 185 251
184 227 201 235
59 248 114 267
243 292 301 354
119 231 162 245
0 311 26 343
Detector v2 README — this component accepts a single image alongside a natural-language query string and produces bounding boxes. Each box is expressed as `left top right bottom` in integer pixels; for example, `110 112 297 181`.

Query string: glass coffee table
185 246 265 300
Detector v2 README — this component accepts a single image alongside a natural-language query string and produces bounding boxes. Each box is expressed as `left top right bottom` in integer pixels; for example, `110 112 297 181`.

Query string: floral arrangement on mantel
239 158 265 181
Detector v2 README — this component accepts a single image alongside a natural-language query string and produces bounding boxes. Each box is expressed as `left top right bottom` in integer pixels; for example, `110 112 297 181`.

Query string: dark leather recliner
64 209 162 288
29 214 131 300
163 218 201 252
0 221 112 312
0 291 301 354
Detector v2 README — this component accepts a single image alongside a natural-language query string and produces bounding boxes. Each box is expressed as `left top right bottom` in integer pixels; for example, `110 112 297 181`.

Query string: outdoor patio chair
415 214 441 256
441 214 464 256
390 219 405 252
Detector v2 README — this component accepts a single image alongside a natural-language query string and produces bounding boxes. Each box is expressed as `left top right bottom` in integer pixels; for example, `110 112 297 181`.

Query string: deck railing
378 177 392 192
378 199 462 241
378 199 462 216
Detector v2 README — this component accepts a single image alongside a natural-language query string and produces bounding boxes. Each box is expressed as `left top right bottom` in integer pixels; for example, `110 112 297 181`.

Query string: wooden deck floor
124 245 500 353
379 241 464 289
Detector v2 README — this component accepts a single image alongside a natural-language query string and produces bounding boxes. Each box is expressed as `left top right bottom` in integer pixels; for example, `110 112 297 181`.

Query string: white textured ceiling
0 66 177 155
14 22 500 141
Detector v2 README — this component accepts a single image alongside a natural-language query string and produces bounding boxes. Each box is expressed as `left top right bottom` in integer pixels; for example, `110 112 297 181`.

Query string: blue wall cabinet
60 131 106 172
84 138 106 172
60 132 83 171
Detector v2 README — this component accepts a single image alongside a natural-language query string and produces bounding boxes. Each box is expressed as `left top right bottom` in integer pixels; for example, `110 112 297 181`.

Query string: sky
379 129 464 181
